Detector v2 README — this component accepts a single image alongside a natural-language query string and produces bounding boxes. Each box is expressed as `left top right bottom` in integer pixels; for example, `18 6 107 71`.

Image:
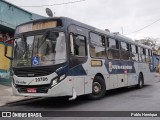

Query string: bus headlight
52 79 58 86
51 74 66 87
59 74 66 81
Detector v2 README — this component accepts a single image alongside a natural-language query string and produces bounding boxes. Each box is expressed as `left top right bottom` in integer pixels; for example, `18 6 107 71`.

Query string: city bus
4 17 155 100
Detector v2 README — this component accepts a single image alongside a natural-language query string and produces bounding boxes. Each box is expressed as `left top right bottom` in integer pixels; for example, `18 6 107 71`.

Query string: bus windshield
13 32 66 67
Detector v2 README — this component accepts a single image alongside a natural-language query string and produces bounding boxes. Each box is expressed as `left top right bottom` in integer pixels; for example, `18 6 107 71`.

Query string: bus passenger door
73 77 85 95
69 33 86 95
68 25 88 95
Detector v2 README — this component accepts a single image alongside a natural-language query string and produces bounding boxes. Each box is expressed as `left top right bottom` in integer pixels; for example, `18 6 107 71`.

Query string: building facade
0 0 45 85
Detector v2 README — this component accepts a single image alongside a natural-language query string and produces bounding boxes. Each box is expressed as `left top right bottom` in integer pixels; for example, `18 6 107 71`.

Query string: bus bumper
12 77 73 97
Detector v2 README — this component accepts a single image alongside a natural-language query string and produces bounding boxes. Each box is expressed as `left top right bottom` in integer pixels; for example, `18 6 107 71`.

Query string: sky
5 0 160 41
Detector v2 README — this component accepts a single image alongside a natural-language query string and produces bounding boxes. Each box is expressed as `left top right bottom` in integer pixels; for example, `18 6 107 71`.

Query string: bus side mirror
4 39 14 60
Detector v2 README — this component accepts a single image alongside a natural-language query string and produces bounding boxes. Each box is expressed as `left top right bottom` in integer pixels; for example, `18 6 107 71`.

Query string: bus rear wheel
137 73 144 89
87 76 106 100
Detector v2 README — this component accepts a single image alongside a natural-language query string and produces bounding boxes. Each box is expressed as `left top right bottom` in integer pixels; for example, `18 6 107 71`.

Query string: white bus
4 17 155 100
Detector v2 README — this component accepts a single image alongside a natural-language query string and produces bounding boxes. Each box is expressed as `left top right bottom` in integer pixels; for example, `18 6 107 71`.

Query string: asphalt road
0 77 160 120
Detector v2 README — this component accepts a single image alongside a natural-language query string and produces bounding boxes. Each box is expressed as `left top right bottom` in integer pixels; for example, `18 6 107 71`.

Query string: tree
135 37 159 50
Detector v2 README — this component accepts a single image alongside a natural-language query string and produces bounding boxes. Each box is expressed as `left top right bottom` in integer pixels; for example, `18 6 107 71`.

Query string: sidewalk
0 84 35 106
155 73 160 77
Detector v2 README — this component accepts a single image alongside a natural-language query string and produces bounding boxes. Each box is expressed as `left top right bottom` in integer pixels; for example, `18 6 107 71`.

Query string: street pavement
0 75 160 120
0 84 36 106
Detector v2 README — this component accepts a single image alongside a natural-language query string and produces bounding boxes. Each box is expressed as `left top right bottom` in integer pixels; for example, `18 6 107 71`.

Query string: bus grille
13 67 54 77
13 63 65 77
16 84 51 93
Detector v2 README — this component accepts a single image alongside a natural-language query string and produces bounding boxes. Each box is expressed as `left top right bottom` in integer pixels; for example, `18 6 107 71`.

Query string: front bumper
12 77 73 97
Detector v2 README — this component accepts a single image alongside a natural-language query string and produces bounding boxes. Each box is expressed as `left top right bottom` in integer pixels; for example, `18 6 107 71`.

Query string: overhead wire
18 0 86 7
125 18 160 35
18 0 159 38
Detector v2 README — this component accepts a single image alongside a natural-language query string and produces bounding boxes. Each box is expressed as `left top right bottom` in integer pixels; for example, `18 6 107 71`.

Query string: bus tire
87 76 106 100
137 73 144 89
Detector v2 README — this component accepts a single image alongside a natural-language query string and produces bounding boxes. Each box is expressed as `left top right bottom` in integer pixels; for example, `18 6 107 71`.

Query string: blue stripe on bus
68 65 87 76
104 60 136 74
56 65 69 76
55 64 87 76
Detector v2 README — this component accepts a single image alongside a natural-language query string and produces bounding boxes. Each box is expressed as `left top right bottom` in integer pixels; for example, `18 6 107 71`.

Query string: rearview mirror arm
4 38 14 60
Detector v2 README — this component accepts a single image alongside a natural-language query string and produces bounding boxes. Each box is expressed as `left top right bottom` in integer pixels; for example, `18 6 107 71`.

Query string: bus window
136 46 138 54
120 42 130 60
131 45 139 61
121 42 129 51
70 33 87 57
107 38 120 59
131 45 135 53
90 32 106 58
70 33 74 55
143 48 146 55
138 47 142 62
142 48 146 62
146 49 150 63
75 35 87 56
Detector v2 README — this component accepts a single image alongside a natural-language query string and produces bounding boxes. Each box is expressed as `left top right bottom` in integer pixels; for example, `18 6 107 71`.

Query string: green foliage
135 37 159 50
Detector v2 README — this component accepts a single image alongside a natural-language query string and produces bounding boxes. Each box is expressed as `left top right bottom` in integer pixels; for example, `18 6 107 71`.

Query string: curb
0 78 11 86
6 97 41 105
4 97 41 106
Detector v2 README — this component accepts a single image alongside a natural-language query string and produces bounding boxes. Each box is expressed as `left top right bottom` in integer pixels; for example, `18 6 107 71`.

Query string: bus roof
17 17 152 50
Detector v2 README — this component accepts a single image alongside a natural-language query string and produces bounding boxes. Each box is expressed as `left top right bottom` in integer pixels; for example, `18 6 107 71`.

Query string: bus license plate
27 88 37 93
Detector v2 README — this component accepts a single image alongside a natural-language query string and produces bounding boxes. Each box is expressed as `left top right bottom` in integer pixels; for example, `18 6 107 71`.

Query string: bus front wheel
87 76 106 100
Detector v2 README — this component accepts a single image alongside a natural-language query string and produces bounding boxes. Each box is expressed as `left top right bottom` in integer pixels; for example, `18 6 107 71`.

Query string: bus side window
138 47 142 62
120 42 130 60
70 33 87 56
136 45 139 61
142 48 146 62
90 32 106 58
146 49 150 63
69 33 75 55
74 35 87 56
107 38 120 59
131 45 139 61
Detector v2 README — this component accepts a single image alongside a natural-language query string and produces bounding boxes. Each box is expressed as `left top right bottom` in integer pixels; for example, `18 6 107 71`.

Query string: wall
0 0 45 85
0 0 44 30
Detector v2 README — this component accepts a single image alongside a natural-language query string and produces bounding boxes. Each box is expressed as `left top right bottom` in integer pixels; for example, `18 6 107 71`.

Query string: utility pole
121 27 124 35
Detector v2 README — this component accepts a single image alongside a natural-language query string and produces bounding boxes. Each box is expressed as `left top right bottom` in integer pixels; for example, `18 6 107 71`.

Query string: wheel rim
93 82 101 94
